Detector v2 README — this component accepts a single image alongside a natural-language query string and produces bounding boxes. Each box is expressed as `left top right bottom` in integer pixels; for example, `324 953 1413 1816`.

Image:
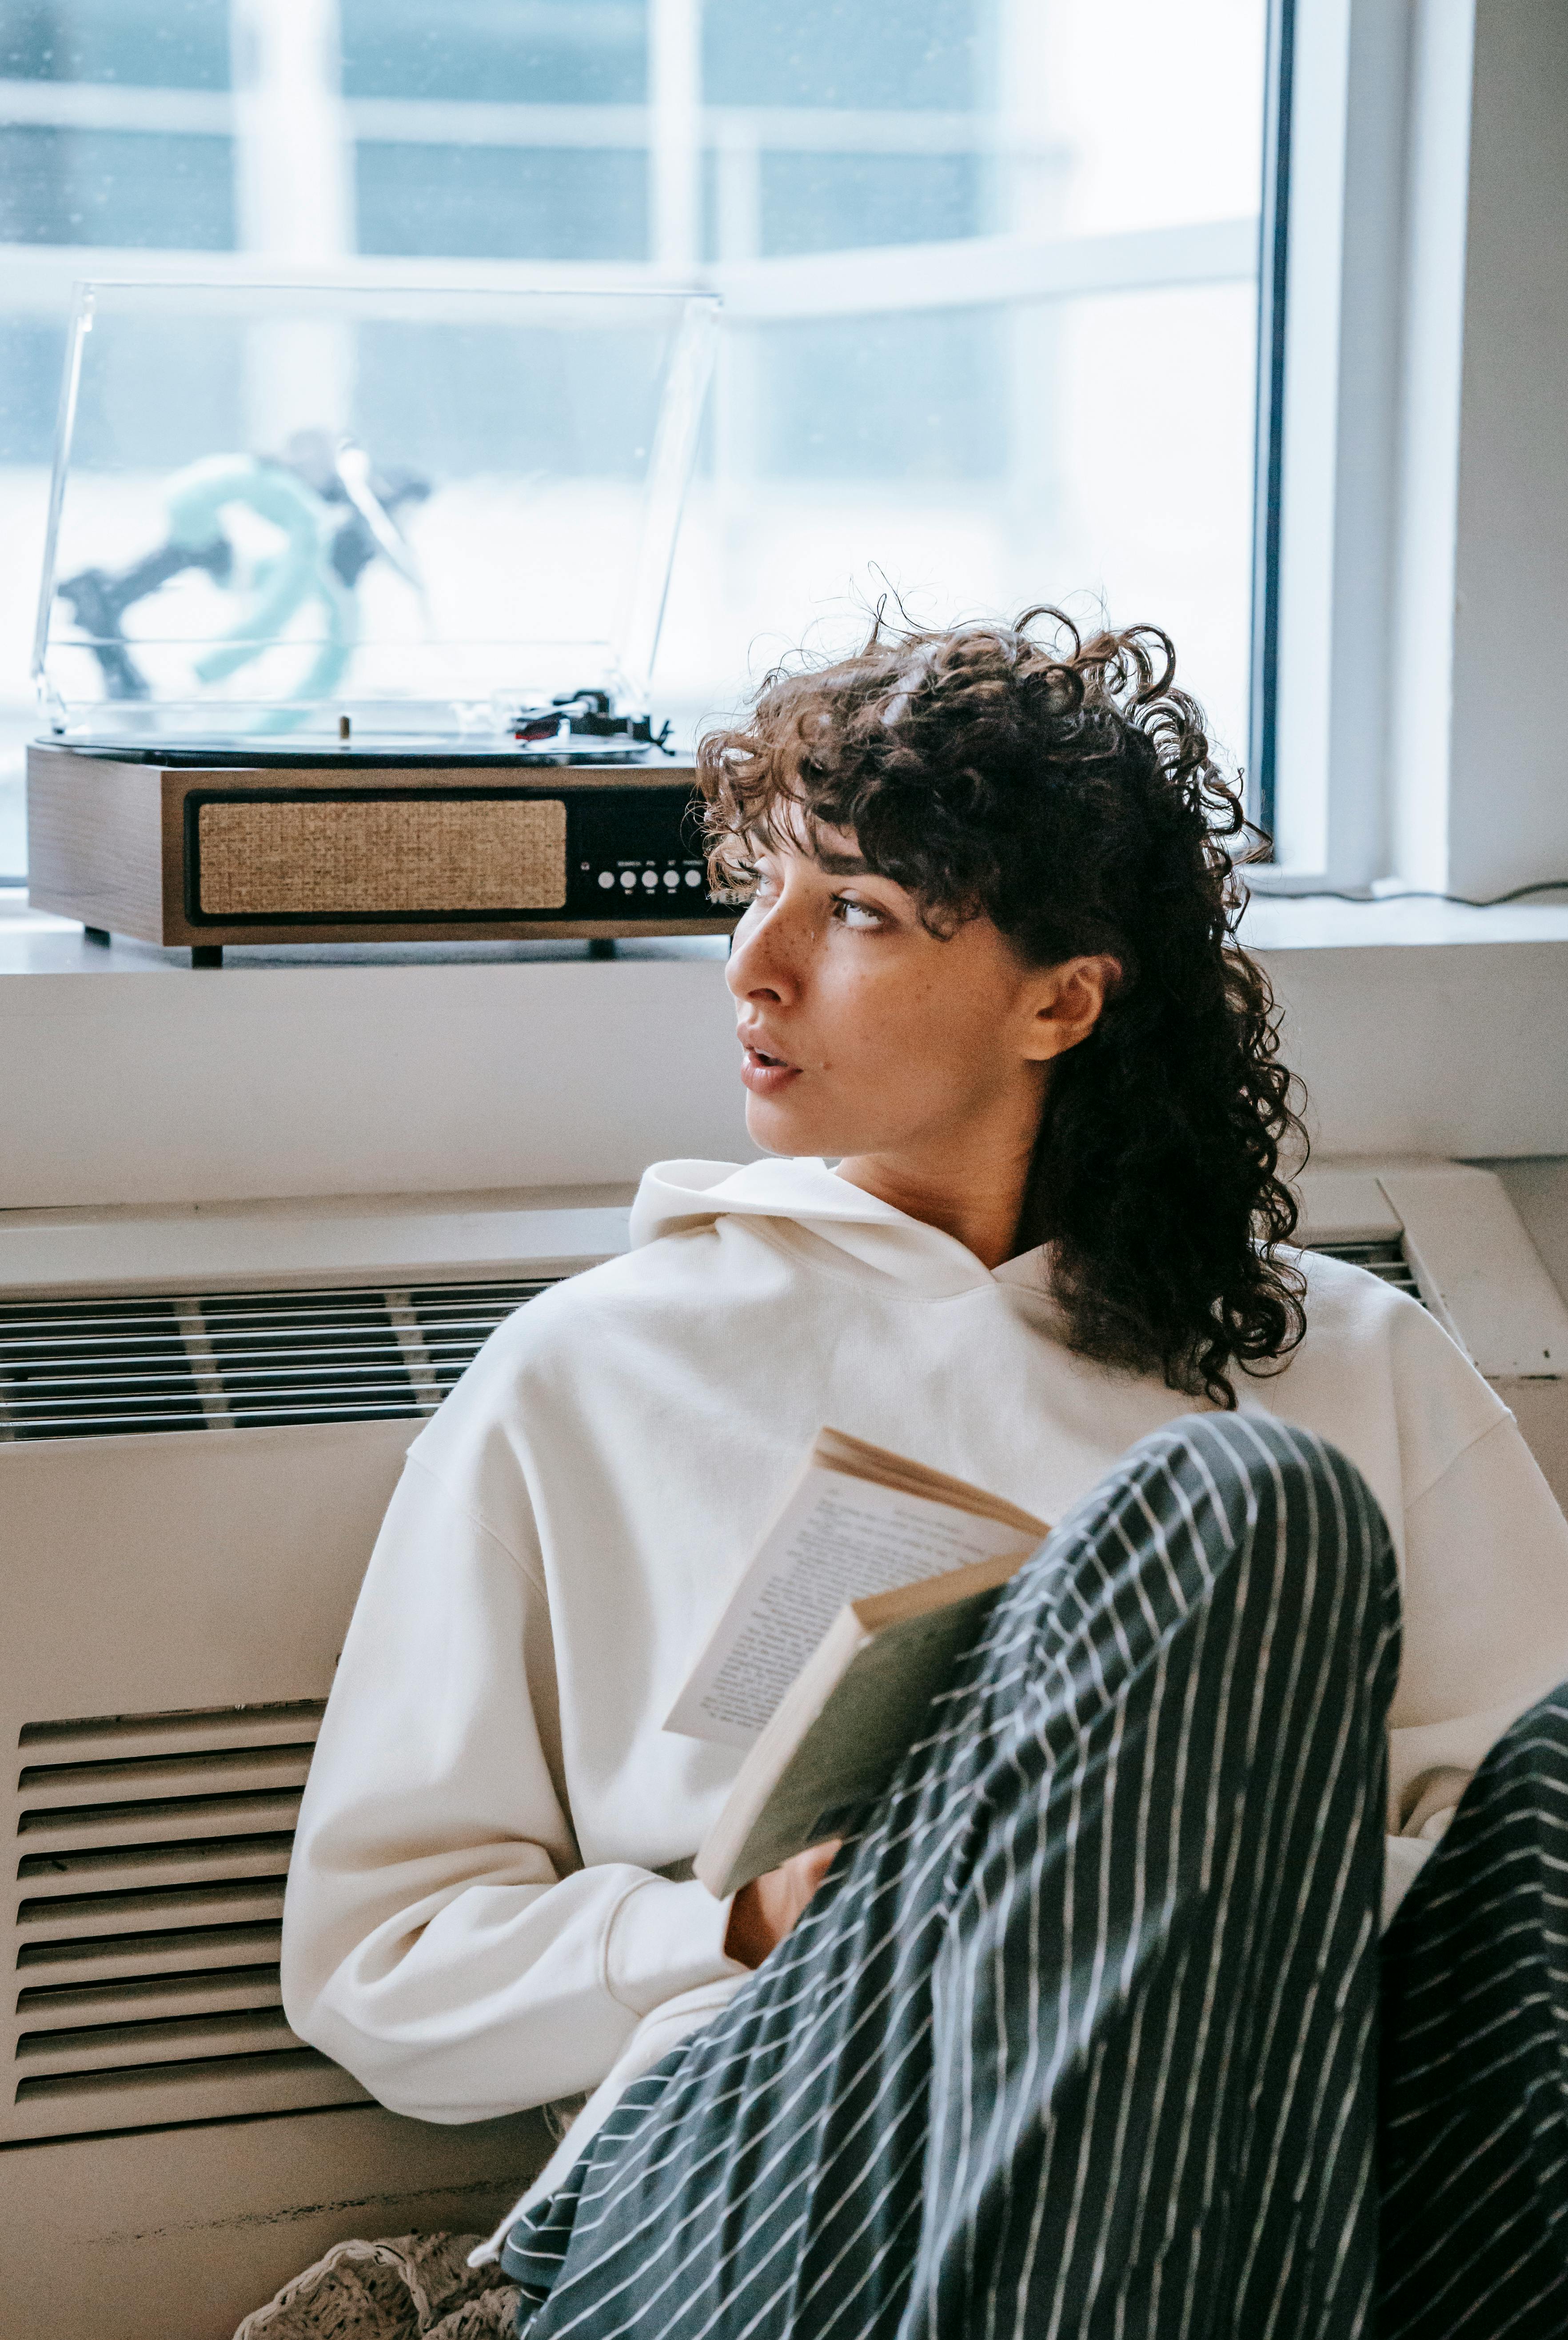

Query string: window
0 0 1268 885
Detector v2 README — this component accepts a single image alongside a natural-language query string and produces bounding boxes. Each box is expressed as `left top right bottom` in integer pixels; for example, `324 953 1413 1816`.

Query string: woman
279 614 1568 2337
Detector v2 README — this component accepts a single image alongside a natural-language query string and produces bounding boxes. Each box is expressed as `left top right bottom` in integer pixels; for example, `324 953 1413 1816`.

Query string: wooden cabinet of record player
25 746 738 964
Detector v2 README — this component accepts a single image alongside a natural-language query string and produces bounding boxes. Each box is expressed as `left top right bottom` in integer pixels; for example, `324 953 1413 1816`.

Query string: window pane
748 311 1003 481
352 319 666 483
355 143 646 262
1038 0 1266 236
0 319 62 879
0 126 234 247
756 153 985 256
69 319 244 470
1 0 230 92
657 281 1257 779
0 321 65 470
0 0 1267 893
340 0 646 105
702 0 987 111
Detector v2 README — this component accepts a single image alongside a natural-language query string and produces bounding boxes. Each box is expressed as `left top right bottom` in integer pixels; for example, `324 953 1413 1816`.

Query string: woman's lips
740 1042 802 1098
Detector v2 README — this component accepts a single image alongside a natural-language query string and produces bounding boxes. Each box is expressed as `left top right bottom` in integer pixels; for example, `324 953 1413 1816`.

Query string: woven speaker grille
196 798 568 916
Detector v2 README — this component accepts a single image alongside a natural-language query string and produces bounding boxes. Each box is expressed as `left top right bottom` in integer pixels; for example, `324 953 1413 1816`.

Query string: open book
664 1428 1048 1899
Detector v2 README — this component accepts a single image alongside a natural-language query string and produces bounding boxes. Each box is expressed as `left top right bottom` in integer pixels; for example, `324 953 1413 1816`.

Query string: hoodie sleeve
280 1452 743 2123
1381 1408 1568 1924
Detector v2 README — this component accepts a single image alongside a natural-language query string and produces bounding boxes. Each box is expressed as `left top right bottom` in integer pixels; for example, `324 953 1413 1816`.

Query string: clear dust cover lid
32 278 719 753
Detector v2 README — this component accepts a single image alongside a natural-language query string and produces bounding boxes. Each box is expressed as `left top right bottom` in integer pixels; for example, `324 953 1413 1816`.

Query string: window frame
1248 0 1480 893
1247 0 1293 843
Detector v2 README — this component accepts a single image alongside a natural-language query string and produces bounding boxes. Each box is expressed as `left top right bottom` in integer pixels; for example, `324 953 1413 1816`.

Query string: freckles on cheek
816 945 945 1079
833 982 906 1069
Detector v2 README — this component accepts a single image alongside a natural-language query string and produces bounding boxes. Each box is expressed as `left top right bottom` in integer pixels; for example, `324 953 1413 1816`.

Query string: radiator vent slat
18 1700 326 1751
6 1699 361 2140
201 1291 412 1428
1305 1236 1425 1303
0 1275 557 1441
0 1296 206 1436
18 1832 295 1886
16 1963 283 2023
8 1400 434 1436
18 1792 304 1852
17 1920 285 1979
18 1877 290 1935
17 2005 298 2071
15 2046 347 2110
20 1743 314 1793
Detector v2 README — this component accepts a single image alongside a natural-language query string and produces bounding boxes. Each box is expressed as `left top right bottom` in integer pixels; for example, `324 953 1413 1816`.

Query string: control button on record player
684 869 702 886
640 871 658 888
597 871 615 889
662 870 679 887
619 871 637 889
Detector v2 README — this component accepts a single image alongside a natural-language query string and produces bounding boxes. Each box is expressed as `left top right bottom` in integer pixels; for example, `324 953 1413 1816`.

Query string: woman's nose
726 899 798 1006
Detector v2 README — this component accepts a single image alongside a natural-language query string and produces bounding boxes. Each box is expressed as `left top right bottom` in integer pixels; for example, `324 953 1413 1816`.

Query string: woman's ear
1020 955 1122 1063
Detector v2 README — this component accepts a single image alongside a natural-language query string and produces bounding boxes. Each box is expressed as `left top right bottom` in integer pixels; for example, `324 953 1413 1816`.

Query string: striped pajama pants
505 1412 1404 2338
1379 1687 1568 2333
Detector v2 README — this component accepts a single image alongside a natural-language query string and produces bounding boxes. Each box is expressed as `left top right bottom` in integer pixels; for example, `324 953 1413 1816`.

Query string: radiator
0 1192 620 2340
1 1164 1563 2338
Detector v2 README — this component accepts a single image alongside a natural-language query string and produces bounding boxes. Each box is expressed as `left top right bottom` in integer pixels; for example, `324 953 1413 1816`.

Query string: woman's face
724 822 1114 1174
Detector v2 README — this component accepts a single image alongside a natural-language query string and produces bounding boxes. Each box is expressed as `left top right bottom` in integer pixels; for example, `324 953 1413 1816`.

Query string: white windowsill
0 891 733 978
1241 893 1568 949
5 885 1568 978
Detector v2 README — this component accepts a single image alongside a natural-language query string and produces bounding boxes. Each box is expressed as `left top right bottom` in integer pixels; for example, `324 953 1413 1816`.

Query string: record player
26 280 734 965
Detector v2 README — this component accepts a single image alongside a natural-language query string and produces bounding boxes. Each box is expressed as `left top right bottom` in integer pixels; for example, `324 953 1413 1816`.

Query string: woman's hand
723 1839 843 1969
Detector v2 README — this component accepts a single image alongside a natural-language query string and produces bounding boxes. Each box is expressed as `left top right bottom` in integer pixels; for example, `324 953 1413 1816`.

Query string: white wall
0 939 748 1210
3 905 1567 1211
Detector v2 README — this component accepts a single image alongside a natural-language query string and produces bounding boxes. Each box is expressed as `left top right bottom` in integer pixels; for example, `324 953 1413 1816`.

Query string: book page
665 1463 1040 1750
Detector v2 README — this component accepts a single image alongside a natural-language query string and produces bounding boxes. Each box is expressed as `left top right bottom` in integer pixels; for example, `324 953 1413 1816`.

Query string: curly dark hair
695 607 1308 1407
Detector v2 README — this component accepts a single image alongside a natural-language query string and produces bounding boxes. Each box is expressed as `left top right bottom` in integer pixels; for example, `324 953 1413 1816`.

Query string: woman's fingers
723 1838 844 1968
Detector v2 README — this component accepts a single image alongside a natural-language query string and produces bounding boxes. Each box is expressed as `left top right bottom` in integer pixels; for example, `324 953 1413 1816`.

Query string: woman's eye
834 895 886 930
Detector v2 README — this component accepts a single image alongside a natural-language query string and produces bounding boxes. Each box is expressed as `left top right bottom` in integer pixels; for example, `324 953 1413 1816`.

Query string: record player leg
587 937 618 960
82 926 111 947
191 945 224 969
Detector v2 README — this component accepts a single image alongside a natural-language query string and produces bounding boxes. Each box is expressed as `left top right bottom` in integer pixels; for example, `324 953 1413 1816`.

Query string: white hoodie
282 1156 1568 2140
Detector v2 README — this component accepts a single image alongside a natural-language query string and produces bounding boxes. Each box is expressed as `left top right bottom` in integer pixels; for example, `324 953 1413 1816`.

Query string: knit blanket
234 2233 518 2340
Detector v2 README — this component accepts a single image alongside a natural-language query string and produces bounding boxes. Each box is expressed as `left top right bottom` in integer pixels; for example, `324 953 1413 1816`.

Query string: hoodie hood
629 1157 1052 1301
